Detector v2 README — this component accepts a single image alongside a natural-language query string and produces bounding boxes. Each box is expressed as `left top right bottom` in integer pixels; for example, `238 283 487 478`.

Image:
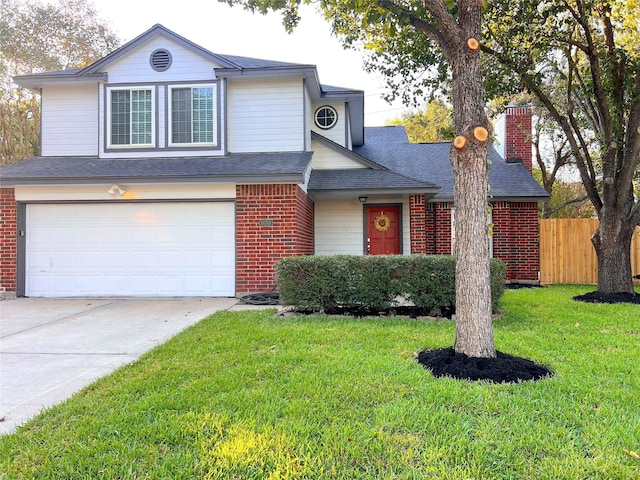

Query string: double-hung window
108 87 154 148
169 84 216 147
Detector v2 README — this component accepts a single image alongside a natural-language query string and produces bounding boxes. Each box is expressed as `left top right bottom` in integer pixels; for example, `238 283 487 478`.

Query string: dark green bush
275 255 507 315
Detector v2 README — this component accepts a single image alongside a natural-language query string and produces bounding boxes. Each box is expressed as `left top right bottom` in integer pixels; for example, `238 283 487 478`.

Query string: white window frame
168 83 217 148
106 86 156 149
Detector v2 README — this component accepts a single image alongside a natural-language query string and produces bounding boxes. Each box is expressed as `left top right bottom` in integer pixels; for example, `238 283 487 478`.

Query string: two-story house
0 24 548 298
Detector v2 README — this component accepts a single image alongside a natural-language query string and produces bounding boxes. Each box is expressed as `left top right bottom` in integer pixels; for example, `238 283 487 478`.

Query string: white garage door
25 202 235 297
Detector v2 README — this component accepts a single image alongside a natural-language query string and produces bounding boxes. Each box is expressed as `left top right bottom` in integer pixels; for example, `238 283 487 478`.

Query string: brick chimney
504 105 532 173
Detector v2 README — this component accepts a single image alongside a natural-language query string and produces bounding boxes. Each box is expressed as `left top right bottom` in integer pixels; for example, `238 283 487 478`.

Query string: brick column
509 202 540 281
505 105 533 173
0 188 17 296
492 201 540 282
409 194 426 254
235 184 314 294
491 201 511 274
435 202 453 255
424 203 436 254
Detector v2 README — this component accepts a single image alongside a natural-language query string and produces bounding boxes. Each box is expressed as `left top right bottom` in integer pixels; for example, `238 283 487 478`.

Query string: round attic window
150 49 172 72
314 106 338 130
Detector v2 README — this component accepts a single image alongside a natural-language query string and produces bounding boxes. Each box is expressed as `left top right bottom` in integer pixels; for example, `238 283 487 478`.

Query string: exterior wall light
108 184 126 196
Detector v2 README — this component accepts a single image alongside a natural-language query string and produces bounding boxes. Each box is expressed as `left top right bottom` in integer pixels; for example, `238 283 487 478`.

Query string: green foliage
0 0 120 165
386 99 455 143
276 254 506 314
533 168 595 218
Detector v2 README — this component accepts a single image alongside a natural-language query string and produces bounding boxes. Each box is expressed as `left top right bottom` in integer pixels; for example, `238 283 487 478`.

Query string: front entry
366 205 401 255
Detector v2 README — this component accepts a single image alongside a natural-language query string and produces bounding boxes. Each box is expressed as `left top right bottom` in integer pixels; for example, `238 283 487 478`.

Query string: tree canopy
0 0 119 165
386 99 454 143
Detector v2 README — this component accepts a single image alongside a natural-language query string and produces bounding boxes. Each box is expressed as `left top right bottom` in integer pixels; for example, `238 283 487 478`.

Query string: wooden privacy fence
539 219 640 285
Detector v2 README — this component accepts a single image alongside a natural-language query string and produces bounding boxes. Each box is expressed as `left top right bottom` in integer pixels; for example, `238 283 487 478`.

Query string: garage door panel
26 202 235 297
157 251 181 268
103 226 129 243
78 251 102 269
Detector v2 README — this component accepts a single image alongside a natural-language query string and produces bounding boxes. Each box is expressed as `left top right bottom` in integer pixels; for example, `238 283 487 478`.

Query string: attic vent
150 49 172 72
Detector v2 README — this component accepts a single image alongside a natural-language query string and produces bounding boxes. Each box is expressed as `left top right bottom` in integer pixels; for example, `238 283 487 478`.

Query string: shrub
275 255 507 315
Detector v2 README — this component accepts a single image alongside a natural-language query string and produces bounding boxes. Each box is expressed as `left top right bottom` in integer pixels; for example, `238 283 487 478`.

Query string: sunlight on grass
184 412 311 479
0 285 639 479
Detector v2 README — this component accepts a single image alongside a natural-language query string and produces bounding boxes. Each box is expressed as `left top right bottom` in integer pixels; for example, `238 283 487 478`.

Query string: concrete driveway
0 297 246 435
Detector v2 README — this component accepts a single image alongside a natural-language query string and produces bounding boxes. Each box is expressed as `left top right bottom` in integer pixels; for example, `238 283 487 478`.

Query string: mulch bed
573 291 640 304
416 347 553 384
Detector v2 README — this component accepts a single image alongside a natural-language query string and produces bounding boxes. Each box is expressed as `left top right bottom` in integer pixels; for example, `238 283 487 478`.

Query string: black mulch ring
573 291 640 305
416 347 554 384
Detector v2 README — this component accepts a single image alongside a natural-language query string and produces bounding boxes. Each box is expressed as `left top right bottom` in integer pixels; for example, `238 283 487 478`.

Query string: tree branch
547 195 591 216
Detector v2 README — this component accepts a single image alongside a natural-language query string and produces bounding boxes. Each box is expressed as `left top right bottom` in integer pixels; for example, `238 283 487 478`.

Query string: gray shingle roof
308 169 439 193
213 53 312 70
0 152 312 186
354 126 549 201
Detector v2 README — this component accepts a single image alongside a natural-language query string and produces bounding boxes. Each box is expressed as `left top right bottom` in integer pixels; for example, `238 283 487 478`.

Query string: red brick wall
423 202 453 255
435 202 453 255
492 201 540 281
0 188 17 294
409 194 426 254
235 184 314 294
416 199 540 282
505 105 533 173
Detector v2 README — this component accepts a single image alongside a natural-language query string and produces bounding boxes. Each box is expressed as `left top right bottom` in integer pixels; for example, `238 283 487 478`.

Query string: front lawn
1 285 639 479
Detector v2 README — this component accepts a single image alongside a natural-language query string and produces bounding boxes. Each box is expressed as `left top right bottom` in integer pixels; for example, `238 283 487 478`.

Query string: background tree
386 99 455 143
480 0 640 294
0 0 119 165
225 0 497 358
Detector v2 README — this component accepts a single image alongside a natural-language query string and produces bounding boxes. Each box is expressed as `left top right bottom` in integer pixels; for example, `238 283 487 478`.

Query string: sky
90 0 408 126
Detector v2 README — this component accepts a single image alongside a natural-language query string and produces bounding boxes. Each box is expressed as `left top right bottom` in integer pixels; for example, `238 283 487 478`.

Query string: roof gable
81 24 239 75
311 132 384 170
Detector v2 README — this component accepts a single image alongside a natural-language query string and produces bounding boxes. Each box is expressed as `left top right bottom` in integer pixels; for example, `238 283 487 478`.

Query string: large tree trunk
448 7 495 358
592 213 636 294
452 139 494 357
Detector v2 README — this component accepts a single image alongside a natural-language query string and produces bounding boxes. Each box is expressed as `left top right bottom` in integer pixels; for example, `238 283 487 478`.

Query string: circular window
150 49 172 72
314 106 338 130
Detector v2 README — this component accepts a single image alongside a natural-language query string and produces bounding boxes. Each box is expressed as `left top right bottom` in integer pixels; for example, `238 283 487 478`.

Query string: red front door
366 205 401 255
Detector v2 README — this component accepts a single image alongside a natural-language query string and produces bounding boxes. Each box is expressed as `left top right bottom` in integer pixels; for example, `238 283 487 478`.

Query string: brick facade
409 194 427 254
412 199 540 282
0 188 17 295
235 184 314 294
505 105 533 173
492 201 540 282
422 202 453 255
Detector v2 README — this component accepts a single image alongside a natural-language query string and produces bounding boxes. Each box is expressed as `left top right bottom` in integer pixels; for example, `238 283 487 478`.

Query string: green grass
1 285 639 479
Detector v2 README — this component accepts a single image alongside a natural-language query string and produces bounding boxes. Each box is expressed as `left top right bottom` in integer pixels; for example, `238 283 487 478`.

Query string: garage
25 202 235 297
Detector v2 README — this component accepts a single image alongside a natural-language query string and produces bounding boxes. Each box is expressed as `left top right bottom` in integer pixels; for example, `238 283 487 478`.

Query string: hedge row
275 255 506 316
